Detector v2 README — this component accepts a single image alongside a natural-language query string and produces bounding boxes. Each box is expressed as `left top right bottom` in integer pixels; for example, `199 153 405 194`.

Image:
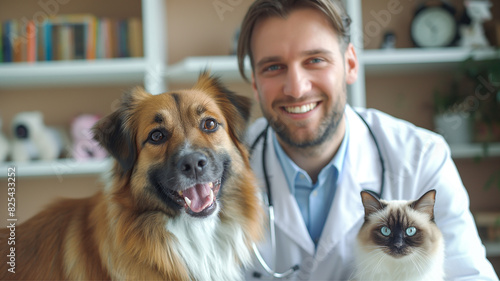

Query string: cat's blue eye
380 226 391 236
406 226 417 236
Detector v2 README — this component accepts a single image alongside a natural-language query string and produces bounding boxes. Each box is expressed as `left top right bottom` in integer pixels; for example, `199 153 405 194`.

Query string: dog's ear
92 87 149 176
194 71 252 142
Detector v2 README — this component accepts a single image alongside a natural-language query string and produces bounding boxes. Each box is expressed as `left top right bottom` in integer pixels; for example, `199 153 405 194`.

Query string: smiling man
249 7 354 183
238 0 498 280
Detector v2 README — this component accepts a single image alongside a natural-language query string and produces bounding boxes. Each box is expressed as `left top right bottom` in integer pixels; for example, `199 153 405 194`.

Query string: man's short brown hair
237 0 352 82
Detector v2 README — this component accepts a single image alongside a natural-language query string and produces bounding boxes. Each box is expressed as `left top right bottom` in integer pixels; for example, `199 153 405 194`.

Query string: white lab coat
244 105 498 280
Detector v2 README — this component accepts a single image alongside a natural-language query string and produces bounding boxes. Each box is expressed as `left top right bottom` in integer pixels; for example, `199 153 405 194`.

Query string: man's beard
266 99 345 149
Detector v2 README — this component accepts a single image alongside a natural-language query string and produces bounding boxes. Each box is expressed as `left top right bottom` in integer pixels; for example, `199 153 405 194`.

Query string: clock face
411 7 457 47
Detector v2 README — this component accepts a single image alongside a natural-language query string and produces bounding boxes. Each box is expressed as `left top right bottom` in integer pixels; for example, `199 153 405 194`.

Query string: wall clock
411 1 459 48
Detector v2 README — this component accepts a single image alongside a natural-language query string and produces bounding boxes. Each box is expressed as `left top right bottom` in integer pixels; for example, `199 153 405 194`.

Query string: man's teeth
184 197 192 208
284 102 317 114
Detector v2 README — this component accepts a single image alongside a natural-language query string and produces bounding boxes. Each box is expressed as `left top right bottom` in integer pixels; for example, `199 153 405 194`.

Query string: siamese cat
354 190 444 281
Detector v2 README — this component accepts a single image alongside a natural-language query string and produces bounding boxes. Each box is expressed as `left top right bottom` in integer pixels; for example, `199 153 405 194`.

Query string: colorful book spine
26 20 37 62
128 17 143 58
118 19 129 58
2 21 12 62
43 20 53 61
85 16 97 60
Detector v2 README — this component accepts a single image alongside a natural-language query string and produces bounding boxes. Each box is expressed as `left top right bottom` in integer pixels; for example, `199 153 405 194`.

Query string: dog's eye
202 118 218 132
149 130 165 143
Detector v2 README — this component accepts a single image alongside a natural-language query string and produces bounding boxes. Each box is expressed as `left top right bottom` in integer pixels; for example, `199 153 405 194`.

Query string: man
237 0 499 280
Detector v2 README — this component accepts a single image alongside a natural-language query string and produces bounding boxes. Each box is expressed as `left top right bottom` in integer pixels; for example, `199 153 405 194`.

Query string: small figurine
10 111 67 162
70 114 107 160
380 31 397 50
459 0 492 48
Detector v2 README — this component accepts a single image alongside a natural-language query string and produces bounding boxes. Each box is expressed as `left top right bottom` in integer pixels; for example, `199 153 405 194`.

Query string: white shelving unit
0 58 147 88
363 47 499 74
0 158 112 179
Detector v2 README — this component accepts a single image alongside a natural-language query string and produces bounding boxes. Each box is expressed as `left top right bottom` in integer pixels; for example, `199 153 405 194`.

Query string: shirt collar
272 115 350 194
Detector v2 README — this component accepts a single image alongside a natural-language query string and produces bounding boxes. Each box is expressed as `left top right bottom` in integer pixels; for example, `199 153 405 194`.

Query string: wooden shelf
0 158 113 178
0 58 147 88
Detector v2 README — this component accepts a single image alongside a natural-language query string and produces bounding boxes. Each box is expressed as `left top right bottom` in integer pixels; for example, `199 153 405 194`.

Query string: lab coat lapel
263 127 316 256
316 106 382 262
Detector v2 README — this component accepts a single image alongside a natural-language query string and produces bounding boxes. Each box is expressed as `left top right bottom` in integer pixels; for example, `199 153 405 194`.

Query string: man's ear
344 43 359 85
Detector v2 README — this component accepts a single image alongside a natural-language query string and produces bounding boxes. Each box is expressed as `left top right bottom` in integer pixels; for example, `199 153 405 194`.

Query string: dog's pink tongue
183 183 212 213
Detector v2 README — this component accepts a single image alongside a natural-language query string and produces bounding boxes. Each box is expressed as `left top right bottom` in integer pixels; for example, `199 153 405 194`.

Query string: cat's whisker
409 254 425 275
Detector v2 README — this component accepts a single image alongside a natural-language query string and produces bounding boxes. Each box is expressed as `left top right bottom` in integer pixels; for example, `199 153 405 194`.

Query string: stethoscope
249 111 386 279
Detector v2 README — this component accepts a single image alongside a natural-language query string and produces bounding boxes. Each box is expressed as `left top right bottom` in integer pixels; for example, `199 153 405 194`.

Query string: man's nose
283 65 311 98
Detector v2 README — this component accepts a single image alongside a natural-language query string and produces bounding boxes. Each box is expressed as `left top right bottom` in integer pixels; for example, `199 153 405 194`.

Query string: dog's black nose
178 152 208 178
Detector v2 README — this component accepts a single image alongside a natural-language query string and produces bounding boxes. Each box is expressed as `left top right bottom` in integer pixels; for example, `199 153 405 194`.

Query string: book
73 24 85 60
43 19 53 61
128 17 143 58
117 19 129 58
26 20 37 62
2 20 12 62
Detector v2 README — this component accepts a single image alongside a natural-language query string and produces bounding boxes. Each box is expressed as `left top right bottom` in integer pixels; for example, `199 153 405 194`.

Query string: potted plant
433 52 500 144
461 55 500 143
433 76 474 144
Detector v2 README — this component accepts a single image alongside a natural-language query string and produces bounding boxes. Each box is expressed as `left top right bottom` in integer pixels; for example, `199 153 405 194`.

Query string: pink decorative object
71 114 108 160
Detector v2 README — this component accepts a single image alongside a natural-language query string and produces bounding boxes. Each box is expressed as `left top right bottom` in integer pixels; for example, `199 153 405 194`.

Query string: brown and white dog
0 73 263 280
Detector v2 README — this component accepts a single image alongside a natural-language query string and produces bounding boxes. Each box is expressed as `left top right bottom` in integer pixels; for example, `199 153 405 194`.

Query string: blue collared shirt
272 118 349 246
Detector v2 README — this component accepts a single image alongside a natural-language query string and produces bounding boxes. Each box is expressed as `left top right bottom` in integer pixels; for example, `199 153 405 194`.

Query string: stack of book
1 14 143 63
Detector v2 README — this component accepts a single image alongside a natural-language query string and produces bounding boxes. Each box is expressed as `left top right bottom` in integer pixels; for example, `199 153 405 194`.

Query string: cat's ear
411 189 436 221
360 191 385 219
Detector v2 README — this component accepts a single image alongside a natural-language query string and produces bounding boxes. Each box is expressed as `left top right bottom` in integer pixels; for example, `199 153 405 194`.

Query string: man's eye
308 58 324 64
263 64 282 72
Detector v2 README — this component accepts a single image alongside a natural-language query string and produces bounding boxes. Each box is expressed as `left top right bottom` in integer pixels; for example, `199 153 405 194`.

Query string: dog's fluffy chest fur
167 212 251 281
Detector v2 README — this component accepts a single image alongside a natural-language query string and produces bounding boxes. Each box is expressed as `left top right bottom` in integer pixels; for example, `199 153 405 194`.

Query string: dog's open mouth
172 179 221 217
